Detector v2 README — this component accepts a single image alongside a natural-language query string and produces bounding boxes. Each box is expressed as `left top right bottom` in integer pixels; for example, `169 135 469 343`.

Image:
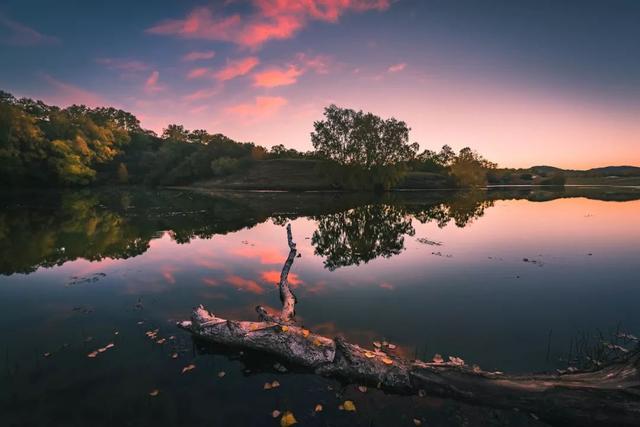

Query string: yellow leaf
87 351 98 358
272 410 281 418
313 339 322 346
413 418 422 426
302 329 310 337
314 404 323 412
358 385 367 393
281 325 289 332
364 351 375 358
342 400 356 412
388 344 397 350
149 389 159 397
381 357 393 365
280 411 297 427
373 341 382 348
432 353 444 364
271 380 280 388
181 364 196 374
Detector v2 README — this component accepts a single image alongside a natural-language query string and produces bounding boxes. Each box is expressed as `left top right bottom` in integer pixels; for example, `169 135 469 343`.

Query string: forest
1 91 498 189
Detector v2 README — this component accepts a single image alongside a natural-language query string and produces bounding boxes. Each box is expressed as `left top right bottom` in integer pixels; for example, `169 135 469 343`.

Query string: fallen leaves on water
387 344 397 350
264 380 280 389
358 385 367 393
171 353 178 359
43 352 51 358
418 389 426 397
413 418 422 426
381 357 393 365
341 400 357 412
364 351 375 359
373 341 382 348
87 351 98 358
181 364 196 374
104 343 115 350
217 371 226 378
432 354 444 364
114 331 119 335
156 338 166 344
313 339 322 346
302 329 310 337
314 404 323 412
272 410 281 418
280 325 289 332
280 411 297 427
149 389 159 397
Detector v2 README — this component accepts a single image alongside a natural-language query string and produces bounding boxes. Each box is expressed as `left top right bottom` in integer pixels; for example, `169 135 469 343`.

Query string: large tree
311 105 419 169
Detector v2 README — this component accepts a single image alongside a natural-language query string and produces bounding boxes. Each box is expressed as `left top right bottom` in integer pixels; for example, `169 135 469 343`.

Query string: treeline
0 90 319 187
1 91 499 189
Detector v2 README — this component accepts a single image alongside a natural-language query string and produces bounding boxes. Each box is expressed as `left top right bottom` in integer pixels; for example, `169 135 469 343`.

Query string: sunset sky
1 0 638 169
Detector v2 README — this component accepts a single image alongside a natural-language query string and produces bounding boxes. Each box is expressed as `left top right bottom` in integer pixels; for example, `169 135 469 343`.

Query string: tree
311 105 419 169
117 162 129 184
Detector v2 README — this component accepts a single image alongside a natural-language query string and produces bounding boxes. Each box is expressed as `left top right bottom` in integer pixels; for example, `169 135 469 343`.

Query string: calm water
1 187 639 426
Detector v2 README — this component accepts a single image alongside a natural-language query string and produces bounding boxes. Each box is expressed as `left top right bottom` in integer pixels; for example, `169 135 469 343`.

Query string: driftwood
178 224 640 426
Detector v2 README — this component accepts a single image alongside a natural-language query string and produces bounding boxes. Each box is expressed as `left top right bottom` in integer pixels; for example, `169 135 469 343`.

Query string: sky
1 0 639 169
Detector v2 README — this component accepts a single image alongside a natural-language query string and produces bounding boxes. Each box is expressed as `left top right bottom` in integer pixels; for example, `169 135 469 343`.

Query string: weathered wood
178 225 640 427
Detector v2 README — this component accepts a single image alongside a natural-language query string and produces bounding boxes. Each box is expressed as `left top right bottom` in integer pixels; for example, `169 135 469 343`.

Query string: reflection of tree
409 191 493 228
312 205 415 271
0 190 264 275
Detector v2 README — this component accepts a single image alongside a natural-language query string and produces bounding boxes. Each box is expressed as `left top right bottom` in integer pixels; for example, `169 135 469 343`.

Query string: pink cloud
0 14 59 46
388 62 407 73
96 58 149 72
41 74 105 107
187 67 210 79
214 56 260 81
182 50 216 61
226 96 288 119
147 1 390 49
183 86 220 102
260 270 303 287
296 53 331 74
253 65 303 87
144 70 165 93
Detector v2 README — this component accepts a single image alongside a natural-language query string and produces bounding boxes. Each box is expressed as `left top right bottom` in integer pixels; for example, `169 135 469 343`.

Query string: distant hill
528 165 640 177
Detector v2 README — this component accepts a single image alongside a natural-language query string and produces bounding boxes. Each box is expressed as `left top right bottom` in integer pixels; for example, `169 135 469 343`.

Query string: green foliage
211 157 242 176
540 173 566 186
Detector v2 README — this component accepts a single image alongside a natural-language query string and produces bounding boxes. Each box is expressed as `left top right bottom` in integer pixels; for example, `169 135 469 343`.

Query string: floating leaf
104 343 115 350
181 364 196 374
156 339 166 344
314 404 323 412
358 385 367 393
218 371 226 378
302 329 310 337
264 382 272 390
271 380 280 388
413 418 422 426
364 351 375 359
381 357 393 365
387 344 397 350
114 331 119 335
432 354 444 364
281 325 289 332
149 389 159 397
43 352 51 358
342 400 356 412
280 411 297 427
382 341 388 347
171 353 178 359
373 341 382 348
449 356 464 366
272 410 281 418
87 351 98 358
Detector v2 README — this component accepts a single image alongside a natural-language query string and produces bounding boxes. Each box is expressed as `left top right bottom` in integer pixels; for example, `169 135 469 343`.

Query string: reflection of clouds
379 282 395 290
160 265 180 284
202 277 220 287
260 270 303 287
226 275 265 294
229 245 285 264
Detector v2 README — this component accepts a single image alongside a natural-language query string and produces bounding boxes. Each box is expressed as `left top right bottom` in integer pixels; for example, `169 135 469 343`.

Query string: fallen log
178 224 640 426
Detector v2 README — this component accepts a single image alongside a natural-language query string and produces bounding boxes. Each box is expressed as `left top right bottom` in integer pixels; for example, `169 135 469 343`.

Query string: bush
211 157 241 177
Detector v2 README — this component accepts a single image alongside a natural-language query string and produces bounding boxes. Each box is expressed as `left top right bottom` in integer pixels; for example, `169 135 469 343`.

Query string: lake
2 186 639 426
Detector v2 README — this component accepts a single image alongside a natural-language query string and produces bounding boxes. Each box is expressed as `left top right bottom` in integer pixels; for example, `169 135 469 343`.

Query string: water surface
2 187 639 426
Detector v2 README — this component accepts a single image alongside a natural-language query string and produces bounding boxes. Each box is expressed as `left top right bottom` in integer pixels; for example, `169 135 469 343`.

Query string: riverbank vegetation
2 90 637 190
